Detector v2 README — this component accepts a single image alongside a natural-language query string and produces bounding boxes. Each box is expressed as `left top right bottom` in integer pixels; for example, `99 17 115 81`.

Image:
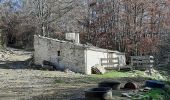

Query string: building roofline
34 35 124 54
87 47 124 54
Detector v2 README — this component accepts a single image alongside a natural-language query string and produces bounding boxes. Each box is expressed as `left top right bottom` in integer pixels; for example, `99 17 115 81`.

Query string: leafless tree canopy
84 0 170 57
0 0 87 48
0 0 170 64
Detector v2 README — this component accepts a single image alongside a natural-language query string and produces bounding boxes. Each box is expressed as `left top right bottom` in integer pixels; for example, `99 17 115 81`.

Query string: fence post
131 56 134 70
148 56 154 76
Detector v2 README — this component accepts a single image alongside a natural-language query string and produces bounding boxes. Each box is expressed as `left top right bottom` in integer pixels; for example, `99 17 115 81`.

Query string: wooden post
148 56 154 76
107 50 109 68
0 29 2 47
131 56 134 70
148 64 152 76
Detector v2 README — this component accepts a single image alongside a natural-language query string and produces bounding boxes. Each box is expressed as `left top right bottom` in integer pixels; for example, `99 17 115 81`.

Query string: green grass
92 70 145 78
92 70 167 81
165 80 170 86
92 70 132 78
55 79 66 84
138 89 170 100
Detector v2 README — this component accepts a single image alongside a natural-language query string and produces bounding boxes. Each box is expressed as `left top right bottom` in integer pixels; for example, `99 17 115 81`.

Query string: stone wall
34 35 86 74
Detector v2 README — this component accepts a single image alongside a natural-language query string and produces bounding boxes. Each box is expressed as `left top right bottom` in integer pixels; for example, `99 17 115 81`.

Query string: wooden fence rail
131 56 154 75
101 58 119 66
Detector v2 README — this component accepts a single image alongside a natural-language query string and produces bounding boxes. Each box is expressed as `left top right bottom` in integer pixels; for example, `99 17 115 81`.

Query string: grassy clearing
92 70 170 100
92 70 167 81
92 70 132 78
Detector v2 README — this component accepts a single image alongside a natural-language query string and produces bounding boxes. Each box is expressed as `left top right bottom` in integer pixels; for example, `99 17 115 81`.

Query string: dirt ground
0 69 84 100
0 69 148 100
0 48 147 100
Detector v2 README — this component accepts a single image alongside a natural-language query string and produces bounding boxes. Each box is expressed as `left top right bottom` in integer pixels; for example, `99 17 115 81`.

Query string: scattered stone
64 68 75 74
42 65 54 71
121 93 132 98
143 87 152 92
139 89 144 92
124 82 138 90
139 87 152 92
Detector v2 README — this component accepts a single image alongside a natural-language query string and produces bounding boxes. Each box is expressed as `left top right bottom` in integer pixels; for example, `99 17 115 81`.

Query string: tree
0 0 85 48
83 0 170 59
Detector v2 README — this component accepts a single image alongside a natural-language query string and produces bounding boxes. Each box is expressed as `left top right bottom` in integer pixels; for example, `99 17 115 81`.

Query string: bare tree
83 0 170 59
0 0 86 48
29 0 85 37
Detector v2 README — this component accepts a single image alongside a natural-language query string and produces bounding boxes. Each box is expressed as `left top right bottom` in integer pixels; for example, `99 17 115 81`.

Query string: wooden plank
101 58 118 60
101 62 118 65
131 61 153 63
131 61 154 64
131 56 154 69
131 56 153 59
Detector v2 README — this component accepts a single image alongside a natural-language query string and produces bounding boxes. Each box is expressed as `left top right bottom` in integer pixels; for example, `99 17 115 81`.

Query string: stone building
34 33 126 75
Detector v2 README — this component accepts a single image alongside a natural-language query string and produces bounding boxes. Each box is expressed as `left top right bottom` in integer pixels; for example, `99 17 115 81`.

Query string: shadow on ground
0 58 32 69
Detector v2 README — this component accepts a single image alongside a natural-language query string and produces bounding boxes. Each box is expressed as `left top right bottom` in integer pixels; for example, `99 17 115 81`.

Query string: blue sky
0 0 23 11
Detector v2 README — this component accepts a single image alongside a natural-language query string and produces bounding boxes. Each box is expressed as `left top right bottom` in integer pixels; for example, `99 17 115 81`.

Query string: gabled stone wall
34 35 86 74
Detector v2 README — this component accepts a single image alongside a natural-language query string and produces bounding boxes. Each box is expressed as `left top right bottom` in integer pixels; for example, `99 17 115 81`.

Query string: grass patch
92 70 167 81
92 70 132 78
55 79 66 84
165 80 170 86
138 89 170 100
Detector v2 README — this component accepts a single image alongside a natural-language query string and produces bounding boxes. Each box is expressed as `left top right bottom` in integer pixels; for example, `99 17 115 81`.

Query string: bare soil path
0 69 86 100
0 48 147 100
0 68 147 100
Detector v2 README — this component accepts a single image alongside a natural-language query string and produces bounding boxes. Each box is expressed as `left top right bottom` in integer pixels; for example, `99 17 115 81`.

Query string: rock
143 87 152 92
64 69 75 74
139 89 144 92
139 87 152 92
64 69 70 73
121 93 132 98
42 65 54 71
124 82 138 90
